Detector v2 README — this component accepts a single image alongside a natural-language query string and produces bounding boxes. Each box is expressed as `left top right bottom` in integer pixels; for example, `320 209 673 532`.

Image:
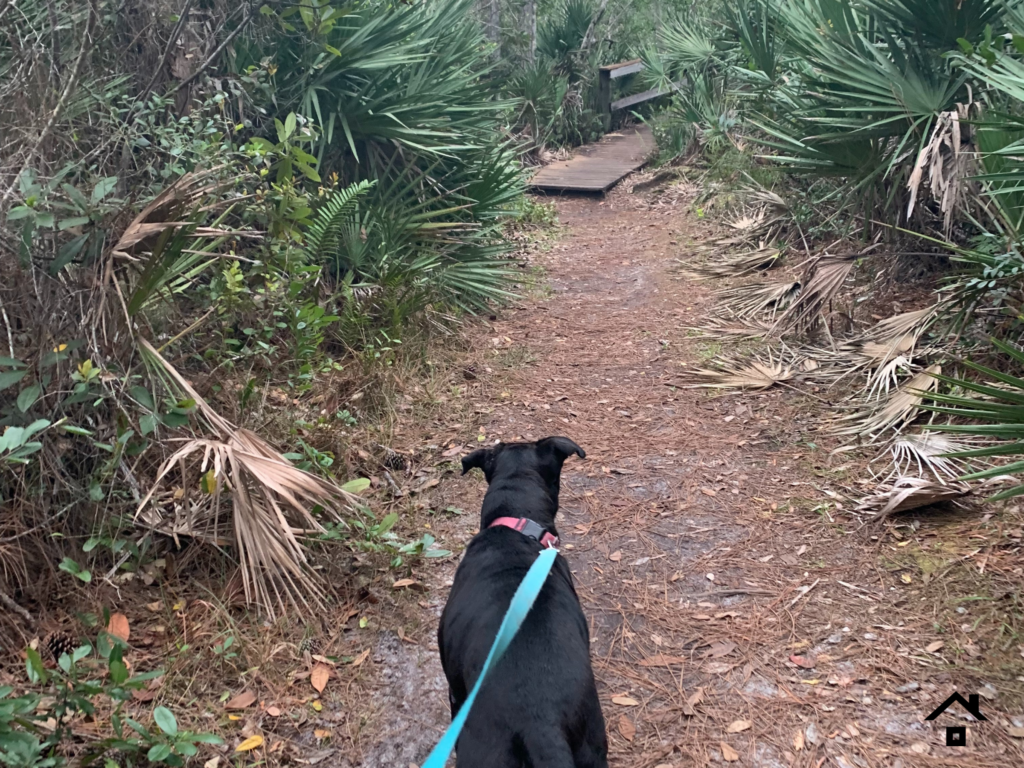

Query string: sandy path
353 184 1022 768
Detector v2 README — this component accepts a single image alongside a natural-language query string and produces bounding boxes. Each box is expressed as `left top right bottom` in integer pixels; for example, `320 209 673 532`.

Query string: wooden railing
597 59 683 131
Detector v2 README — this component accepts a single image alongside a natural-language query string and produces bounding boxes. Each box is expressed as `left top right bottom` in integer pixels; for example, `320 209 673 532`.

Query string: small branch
787 578 820 609
580 0 611 53
0 0 97 210
138 0 195 105
0 588 34 625
0 0 19 25
688 588 774 599
0 290 14 358
174 6 254 95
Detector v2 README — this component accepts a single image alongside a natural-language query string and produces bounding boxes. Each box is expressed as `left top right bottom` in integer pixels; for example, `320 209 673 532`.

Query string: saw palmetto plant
925 338 1024 500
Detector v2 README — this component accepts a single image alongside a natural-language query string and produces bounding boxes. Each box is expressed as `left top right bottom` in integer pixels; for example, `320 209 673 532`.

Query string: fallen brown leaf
314 729 331 740
793 730 804 751
413 478 440 494
311 663 330 693
392 579 417 589
612 695 639 706
790 654 816 669
618 715 636 742
681 687 704 716
608 550 622 562
1008 726 1024 738
225 691 257 710
107 613 130 642
701 487 717 497
705 639 737 658
721 742 739 762
351 648 371 667
727 720 752 734
925 641 944 654
266 706 281 717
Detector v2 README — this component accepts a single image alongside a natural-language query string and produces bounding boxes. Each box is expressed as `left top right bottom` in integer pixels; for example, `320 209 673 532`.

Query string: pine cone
382 450 407 471
44 630 75 661
299 636 321 655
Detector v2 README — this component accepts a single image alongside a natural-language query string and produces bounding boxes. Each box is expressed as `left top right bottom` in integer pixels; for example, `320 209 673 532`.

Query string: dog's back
438 438 608 768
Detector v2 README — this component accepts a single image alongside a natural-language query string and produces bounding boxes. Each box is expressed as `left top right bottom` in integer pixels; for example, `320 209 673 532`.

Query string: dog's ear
538 436 586 462
461 447 493 475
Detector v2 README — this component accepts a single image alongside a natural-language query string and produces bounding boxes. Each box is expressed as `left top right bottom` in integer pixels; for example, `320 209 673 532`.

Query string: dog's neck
478 474 559 532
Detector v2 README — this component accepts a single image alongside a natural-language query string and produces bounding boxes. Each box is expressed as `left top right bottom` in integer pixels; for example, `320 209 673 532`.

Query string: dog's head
461 436 585 511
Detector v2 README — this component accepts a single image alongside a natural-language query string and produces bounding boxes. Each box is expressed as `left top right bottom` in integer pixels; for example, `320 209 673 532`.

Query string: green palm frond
926 338 1024 499
303 180 374 263
863 0 1013 49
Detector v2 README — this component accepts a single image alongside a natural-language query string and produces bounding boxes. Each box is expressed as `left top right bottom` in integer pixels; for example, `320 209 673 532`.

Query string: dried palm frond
907 104 976 237
135 339 362 618
852 304 945 394
859 347 914 399
686 316 771 340
715 200 788 245
770 252 857 336
679 351 795 390
681 244 781 279
834 365 941 440
870 432 978 483
110 167 245 259
855 476 970 523
806 303 945 395
863 304 944 345
716 280 801 320
745 188 788 210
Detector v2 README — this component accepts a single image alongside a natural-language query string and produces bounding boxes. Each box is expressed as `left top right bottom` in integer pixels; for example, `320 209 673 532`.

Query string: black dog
437 437 608 768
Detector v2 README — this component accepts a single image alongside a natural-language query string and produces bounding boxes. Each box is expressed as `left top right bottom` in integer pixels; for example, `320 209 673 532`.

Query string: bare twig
0 0 19 25
173 6 254 94
0 588 34 625
0 290 14 357
786 578 820 609
138 0 195 105
688 588 775 598
0 0 97 210
580 0 611 52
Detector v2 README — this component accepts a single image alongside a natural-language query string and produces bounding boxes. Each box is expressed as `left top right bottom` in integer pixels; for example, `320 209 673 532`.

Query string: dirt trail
355 183 1024 768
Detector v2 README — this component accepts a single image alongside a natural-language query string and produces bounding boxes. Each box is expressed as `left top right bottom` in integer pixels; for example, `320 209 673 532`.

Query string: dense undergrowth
643 0 1024 512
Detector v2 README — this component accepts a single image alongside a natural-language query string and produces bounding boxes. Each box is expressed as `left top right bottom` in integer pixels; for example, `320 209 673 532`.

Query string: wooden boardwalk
529 125 656 193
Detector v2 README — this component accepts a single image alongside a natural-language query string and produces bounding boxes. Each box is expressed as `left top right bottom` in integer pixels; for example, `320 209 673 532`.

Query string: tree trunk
523 0 536 63
481 0 500 59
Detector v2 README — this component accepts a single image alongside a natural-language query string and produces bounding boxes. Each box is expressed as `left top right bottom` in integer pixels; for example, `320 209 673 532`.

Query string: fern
303 180 375 263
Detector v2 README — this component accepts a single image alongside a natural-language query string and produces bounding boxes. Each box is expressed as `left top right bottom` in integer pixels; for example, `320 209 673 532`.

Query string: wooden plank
608 61 645 79
599 58 642 73
610 80 685 111
529 125 656 193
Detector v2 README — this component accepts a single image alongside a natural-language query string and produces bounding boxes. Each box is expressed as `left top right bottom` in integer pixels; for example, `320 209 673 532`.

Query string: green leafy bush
2 625 221 768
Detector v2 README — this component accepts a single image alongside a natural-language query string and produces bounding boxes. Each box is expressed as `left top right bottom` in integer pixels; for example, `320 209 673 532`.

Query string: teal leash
422 546 558 768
